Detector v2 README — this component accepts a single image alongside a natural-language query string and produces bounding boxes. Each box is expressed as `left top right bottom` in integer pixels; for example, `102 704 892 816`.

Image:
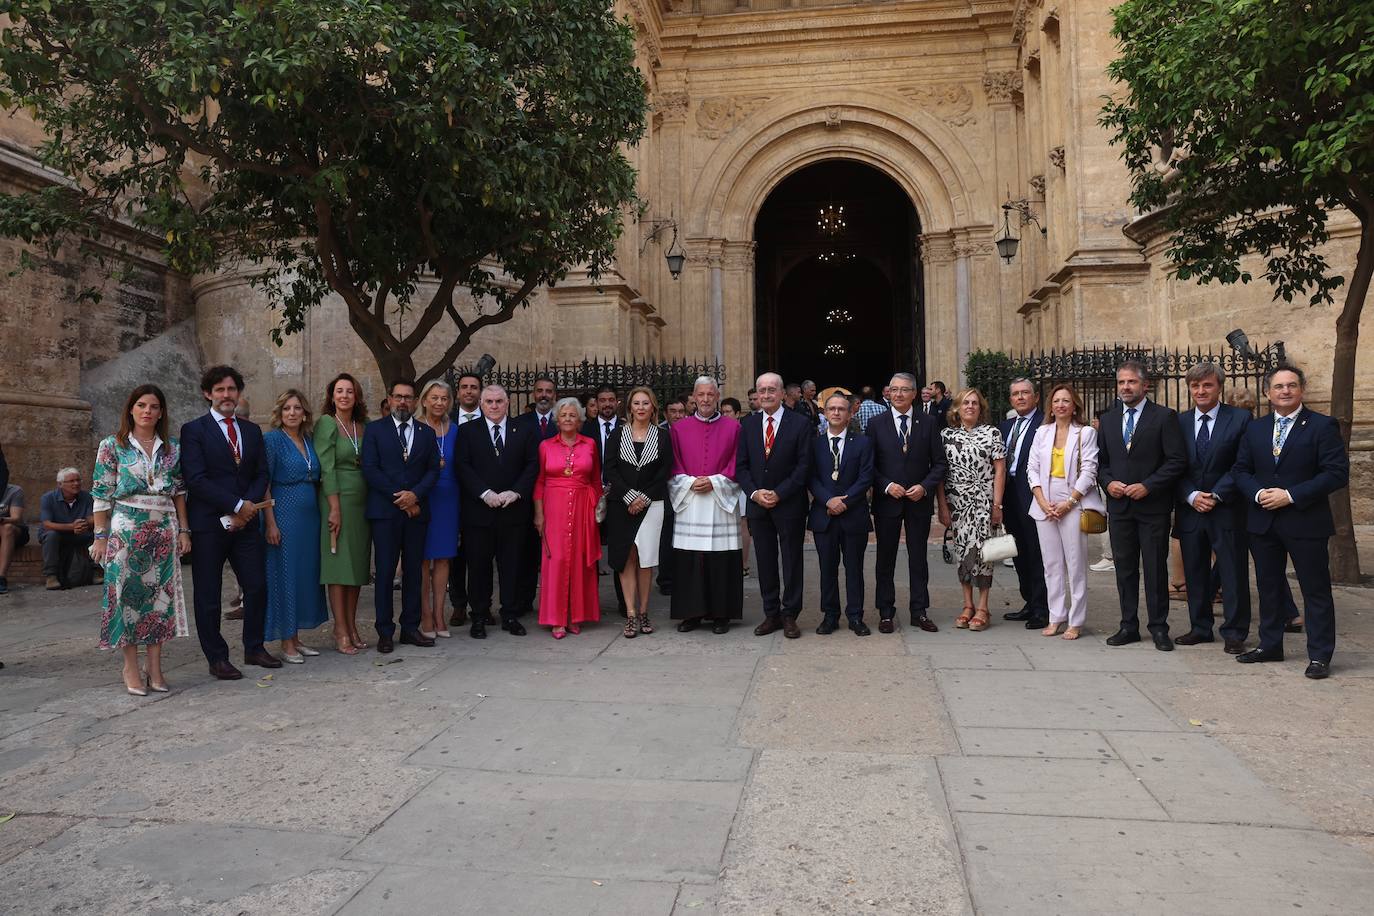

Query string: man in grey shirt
40 467 95 589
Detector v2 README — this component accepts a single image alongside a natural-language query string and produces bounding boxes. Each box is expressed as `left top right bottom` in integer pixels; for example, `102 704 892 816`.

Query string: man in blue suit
809 393 875 636
1233 365 1349 679
180 365 277 680
361 378 441 654
1174 363 1252 654
868 371 947 634
999 378 1049 629
737 371 813 638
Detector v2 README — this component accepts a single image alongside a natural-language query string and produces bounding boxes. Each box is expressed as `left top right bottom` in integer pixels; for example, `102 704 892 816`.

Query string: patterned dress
92 435 189 648
940 424 1007 587
263 430 328 641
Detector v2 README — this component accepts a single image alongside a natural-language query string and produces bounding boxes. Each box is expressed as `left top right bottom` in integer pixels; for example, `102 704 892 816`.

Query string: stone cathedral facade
0 0 1369 512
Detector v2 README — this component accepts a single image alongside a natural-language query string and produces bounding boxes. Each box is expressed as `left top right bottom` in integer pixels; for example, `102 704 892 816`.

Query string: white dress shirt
1121 398 1150 440
1005 411 1035 474
760 406 785 449
825 429 847 467
392 414 414 455
597 415 619 453
458 407 481 424
890 406 914 436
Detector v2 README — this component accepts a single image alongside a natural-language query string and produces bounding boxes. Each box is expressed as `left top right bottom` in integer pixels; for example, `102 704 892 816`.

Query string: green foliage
0 0 647 382
1099 0 1374 304
964 349 1017 420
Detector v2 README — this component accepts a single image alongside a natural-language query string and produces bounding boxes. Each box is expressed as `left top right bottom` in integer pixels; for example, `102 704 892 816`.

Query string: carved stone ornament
1029 174 1046 196
982 71 1024 104
899 84 977 127
651 90 690 130
824 107 843 129
695 96 771 140
1012 3 1030 44
1049 146 1066 171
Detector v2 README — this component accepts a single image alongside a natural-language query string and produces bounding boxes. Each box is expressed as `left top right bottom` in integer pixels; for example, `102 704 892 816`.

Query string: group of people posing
89 355 1347 695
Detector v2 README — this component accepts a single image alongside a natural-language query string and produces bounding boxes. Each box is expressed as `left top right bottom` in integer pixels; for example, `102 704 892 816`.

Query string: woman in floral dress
91 384 191 695
935 388 1006 632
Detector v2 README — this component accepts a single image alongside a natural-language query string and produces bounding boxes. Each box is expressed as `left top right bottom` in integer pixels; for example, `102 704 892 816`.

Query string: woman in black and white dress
936 388 1007 632
604 387 673 638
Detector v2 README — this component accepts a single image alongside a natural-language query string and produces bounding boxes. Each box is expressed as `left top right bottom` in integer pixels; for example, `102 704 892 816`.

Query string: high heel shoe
552 627 567 640
125 670 147 697
148 678 170 693
297 644 320 657
568 623 581 635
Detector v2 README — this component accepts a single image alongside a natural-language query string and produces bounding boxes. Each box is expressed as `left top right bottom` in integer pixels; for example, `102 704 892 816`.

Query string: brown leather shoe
223 607 245 621
914 616 939 633
45 575 62 590
243 650 283 669
878 618 895 634
782 618 801 639
208 659 243 680
449 608 468 627
754 617 783 636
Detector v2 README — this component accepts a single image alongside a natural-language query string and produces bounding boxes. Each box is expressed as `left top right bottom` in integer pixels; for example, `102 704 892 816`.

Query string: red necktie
223 416 240 461
764 415 775 457
540 415 548 436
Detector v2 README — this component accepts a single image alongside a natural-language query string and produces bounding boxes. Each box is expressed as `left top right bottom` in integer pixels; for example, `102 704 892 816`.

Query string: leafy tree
964 349 1017 420
0 0 646 385
1101 0 1374 582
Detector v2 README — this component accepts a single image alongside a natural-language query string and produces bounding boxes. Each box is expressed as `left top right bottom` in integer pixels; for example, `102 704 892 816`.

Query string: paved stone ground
3 536 1374 915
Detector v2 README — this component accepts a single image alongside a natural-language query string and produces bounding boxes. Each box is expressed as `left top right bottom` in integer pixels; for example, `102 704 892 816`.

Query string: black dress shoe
1305 660 1331 679
1223 639 1246 655
502 619 527 636
377 634 395 653
1152 632 1175 652
849 621 872 637
754 617 783 636
469 620 487 640
1174 632 1213 646
1285 621 1304 633
1024 617 1049 630
1105 629 1141 647
449 608 468 627
711 619 730 634
677 617 702 632
244 650 283 668
208 659 243 680
816 618 839 635
878 618 895 634
1003 608 1034 621
782 618 802 639
399 630 435 647
1236 647 1284 664
913 616 938 633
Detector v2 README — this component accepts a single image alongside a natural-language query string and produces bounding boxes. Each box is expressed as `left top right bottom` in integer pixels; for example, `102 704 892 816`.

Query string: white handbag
979 528 1018 564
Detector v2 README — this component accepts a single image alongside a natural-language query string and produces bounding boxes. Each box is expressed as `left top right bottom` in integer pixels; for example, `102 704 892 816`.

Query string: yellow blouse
1050 446 1067 479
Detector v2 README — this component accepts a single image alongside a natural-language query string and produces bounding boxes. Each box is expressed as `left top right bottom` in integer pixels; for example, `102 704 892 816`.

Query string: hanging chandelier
817 203 846 237
826 308 853 325
823 344 846 357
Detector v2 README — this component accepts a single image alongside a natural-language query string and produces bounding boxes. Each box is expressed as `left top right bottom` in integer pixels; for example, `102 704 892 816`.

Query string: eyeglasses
889 386 915 394
390 394 417 402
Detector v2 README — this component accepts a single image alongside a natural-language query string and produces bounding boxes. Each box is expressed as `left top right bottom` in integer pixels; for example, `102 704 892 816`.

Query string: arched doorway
753 160 922 393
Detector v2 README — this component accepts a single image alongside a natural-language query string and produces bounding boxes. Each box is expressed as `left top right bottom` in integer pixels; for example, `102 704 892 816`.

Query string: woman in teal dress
316 373 370 654
91 384 191 696
262 390 328 661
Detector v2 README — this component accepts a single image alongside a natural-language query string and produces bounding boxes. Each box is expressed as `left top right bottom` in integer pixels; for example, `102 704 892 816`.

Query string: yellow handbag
1073 430 1108 533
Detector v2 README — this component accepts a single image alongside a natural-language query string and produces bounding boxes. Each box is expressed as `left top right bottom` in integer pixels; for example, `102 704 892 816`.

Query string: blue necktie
1196 414 1211 460
1124 407 1137 448
1275 416 1293 453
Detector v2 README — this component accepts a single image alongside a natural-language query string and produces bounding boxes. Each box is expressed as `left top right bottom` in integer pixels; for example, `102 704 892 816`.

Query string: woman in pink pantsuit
534 398 603 638
1027 385 1106 640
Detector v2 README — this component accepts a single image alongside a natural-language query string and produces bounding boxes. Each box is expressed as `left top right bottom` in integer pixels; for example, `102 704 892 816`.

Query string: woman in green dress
91 384 191 695
316 373 371 654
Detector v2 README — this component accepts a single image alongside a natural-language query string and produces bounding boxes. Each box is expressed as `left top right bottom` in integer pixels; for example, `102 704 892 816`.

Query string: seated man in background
39 467 95 590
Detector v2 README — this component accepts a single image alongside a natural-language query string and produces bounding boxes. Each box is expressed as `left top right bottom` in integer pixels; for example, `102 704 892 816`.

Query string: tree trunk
1326 213 1374 584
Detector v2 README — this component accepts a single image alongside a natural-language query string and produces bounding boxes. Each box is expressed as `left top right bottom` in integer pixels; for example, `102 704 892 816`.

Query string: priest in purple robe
669 377 744 634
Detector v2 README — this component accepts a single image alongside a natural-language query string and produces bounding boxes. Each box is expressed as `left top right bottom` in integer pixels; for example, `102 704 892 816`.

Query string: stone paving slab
956 811 1374 915
736 655 958 755
336 866 683 915
1216 733 1374 835
915 645 1033 671
938 670 1180 732
939 755 1168 819
955 728 1117 760
1125 671 1374 737
407 696 753 781
1017 641 1194 674
346 769 743 884
717 750 971 916
0 710 58 740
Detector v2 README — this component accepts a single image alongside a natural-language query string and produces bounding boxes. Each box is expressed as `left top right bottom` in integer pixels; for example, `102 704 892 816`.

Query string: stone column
722 240 757 390
919 232 957 386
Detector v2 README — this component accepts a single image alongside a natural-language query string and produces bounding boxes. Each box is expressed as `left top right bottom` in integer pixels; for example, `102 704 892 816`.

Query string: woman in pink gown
534 398 603 638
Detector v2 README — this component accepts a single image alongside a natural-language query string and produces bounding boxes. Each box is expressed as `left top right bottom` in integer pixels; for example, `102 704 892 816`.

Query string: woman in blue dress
418 379 459 638
262 389 328 662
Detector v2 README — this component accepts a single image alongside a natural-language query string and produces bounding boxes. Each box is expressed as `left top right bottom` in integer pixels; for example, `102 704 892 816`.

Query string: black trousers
1108 513 1171 636
464 523 524 623
874 509 933 620
448 544 469 612
656 507 675 593
372 513 427 637
1004 475 1048 616
814 526 867 622
516 521 540 616
41 530 94 585
748 512 805 618
1250 530 1336 662
1179 522 1250 642
190 526 267 661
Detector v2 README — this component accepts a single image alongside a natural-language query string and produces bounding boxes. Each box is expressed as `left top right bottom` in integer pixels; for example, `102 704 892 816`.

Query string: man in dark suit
868 371 947 634
921 381 953 428
512 374 559 618
809 393 875 636
1097 360 1187 650
448 371 485 627
581 384 628 615
999 378 1049 629
361 378 440 653
456 384 540 638
1233 365 1349 679
180 365 278 679
738 371 813 638
1174 363 1252 654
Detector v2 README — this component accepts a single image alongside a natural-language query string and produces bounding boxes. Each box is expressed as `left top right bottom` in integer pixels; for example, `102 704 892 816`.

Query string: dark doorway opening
754 160 922 395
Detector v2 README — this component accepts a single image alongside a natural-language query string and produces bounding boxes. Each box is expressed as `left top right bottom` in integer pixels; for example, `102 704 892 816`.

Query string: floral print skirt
98 503 189 648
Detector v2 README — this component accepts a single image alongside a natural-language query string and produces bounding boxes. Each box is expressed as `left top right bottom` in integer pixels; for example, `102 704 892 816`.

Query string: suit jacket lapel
1275 410 1308 467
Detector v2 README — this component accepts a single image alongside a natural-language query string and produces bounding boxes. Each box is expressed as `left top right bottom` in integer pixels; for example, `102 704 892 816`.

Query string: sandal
955 606 974 629
335 638 359 655
968 608 991 631
1062 627 1082 640
1042 622 1066 637
552 627 567 640
638 614 654 635
623 616 639 639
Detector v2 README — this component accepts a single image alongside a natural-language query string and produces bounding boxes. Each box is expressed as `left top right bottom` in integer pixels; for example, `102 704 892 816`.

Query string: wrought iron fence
977 343 1286 420
444 357 728 415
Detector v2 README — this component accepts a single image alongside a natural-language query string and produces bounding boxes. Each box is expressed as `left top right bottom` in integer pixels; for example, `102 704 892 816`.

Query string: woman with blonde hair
604 386 673 637
262 389 328 661
1026 384 1106 640
417 378 459 638
936 387 1006 631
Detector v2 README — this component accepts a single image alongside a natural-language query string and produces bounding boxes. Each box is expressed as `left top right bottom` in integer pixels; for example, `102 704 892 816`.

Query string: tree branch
418 274 541 384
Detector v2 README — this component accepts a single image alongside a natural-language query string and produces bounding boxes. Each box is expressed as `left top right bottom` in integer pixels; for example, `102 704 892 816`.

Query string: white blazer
1026 422 1107 521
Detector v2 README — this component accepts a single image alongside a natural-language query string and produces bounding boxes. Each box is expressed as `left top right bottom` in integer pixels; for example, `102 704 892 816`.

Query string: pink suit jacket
1025 422 1107 521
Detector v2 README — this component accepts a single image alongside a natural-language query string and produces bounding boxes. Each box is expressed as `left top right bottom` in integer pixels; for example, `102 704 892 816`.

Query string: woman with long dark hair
316 373 371 653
